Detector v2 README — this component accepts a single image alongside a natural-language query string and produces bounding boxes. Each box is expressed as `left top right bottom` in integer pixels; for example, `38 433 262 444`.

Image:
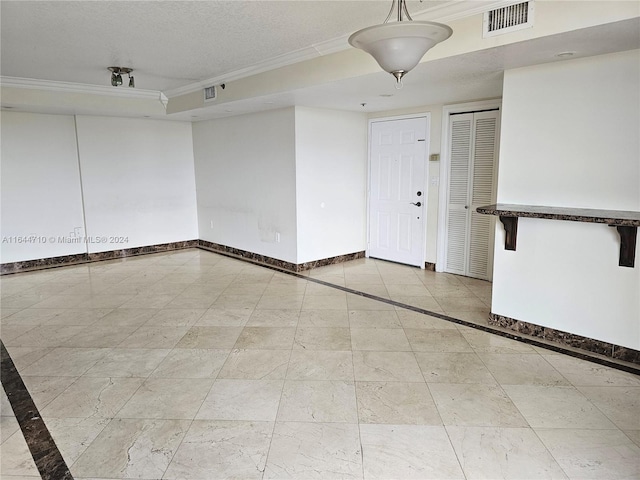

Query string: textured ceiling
167 16 640 120
2 1 638 119
0 0 444 91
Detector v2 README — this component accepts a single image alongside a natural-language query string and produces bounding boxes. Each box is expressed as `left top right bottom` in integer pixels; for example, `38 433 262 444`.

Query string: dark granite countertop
476 204 640 227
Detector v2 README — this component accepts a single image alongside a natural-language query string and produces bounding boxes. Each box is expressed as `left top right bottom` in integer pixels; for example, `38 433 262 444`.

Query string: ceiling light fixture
108 67 135 88
348 0 452 89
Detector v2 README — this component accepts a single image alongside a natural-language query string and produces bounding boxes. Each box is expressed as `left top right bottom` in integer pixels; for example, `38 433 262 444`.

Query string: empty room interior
1 1 639 479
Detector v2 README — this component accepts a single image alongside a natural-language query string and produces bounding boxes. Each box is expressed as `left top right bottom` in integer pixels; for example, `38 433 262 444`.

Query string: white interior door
369 117 427 267
445 110 499 280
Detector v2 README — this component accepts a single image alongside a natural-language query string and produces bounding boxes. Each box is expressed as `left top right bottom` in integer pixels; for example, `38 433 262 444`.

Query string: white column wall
192 108 298 264
75 116 198 253
0 112 86 262
493 50 640 349
294 107 367 264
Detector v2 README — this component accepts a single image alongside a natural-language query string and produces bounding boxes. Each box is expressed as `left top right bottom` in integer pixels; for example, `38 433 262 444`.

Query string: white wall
75 116 198 252
192 108 298 263
1 112 86 262
493 50 640 349
295 107 367 264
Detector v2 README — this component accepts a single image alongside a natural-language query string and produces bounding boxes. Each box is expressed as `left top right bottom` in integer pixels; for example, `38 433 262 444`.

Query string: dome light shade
348 1 452 87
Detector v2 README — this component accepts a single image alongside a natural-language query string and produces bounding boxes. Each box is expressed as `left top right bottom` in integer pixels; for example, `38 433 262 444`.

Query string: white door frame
367 113 431 269
436 99 502 273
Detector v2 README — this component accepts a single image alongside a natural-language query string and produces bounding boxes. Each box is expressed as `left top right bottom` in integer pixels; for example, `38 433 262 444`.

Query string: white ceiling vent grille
204 86 217 101
483 2 534 38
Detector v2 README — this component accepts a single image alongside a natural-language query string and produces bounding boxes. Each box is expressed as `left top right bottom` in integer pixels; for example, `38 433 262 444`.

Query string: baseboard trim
197 240 365 272
0 240 198 275
2 240 366 275
489 313 640 365
2 242 638 372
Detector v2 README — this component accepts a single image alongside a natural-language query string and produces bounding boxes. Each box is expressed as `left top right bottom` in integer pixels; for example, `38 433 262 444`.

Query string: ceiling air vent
483 1 534 38
204 86 217 101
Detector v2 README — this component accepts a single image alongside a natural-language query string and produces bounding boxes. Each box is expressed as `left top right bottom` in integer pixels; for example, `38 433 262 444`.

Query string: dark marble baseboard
87 240 197 262
0 253 89 274
424 262 436 271
1 240 363 275
489 313 640 365
197 240 365 272
1 240 198 275
298 251 366 271
197 241 298 271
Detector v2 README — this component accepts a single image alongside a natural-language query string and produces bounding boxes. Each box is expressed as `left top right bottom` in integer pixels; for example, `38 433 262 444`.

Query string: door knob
410 202 422 207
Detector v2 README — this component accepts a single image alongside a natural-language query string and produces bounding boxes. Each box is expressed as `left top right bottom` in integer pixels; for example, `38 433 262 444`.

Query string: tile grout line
261 294 300 479
161 249 640 377
4 251 637 477
527 424 573 479
299 277 640 376
7 247 639 373
200 250 640 376
349 318 367 480
0 339 74 480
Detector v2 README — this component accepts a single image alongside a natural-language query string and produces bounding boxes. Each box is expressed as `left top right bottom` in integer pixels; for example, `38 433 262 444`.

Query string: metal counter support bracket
499 216 518 251
612 225 637 268
479 204 640 268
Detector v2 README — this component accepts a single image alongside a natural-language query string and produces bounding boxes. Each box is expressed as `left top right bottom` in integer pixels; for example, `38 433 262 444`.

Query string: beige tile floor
1 249 639 479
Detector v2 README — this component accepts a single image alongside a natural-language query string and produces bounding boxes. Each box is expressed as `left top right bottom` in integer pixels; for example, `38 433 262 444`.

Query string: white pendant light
348 0 452 88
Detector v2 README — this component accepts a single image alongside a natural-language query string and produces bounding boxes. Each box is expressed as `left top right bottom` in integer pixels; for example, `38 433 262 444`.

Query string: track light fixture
108 67 135 88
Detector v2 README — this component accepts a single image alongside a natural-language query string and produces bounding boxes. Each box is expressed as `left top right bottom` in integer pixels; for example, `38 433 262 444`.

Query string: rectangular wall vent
204 86 217 101
483 1 534 37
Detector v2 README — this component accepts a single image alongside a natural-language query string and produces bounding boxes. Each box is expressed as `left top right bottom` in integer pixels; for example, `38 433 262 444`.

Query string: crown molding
413 0 518 23
164 1 512 99
0 76 167 104
163 44 324 98
312 35 352 56
1 2 516 102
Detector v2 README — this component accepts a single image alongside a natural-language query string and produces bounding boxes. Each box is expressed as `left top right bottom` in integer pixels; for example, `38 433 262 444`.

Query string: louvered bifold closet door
445 113 473 275
445 110 499 280
468 111 499 279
